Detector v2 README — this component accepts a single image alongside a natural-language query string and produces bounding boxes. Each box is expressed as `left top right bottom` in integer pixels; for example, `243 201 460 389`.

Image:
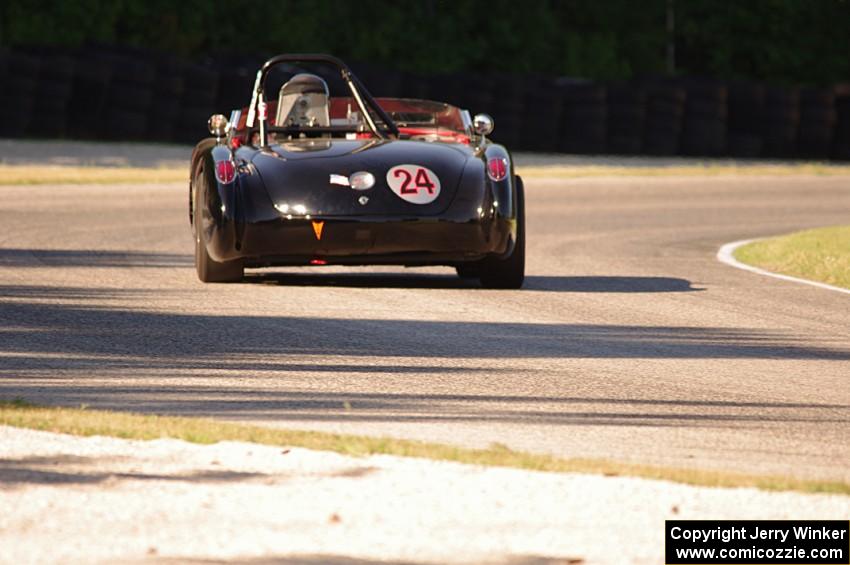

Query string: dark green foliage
1 0 848 84
676 0 850 84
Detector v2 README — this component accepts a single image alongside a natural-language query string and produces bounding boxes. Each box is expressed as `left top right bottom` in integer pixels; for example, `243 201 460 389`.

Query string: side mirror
472 113 494 136
208 114 229 138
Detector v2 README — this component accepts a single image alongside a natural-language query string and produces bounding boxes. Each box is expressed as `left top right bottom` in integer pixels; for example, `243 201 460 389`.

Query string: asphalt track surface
2 173 849 483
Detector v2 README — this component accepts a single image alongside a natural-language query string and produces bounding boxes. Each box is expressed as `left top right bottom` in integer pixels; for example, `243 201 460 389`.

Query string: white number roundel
386 165 441 204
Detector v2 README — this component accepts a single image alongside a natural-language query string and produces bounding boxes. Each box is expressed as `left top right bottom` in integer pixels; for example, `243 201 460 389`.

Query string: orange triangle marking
311 221 325 240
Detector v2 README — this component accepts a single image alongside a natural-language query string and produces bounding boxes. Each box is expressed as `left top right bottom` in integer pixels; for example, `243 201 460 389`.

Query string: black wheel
192 165 243 283
478 176 525 289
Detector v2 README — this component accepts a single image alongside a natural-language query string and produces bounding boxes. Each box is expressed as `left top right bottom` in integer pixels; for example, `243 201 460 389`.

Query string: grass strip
735 226 850 290
0 165 186 185
1 400 847 495
516 164 850 178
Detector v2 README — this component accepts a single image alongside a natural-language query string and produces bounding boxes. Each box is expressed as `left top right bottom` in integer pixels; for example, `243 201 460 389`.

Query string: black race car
189 54 524 288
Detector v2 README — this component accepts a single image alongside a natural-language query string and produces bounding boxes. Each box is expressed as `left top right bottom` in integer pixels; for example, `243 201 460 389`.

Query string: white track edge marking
716 238 850 296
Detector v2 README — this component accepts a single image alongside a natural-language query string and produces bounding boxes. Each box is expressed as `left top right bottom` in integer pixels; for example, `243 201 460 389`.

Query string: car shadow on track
244 271 478 289
0 248 191 268
524 275 703 292
0 248 701 293
2 289 849 430
1 290 847 364
244 272 703 292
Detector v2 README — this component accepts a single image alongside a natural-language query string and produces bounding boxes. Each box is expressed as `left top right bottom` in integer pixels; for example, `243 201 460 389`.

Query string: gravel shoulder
1 425 847 565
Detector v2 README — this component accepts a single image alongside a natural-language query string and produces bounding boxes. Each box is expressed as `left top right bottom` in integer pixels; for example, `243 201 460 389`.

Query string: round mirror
472 113 494 136
208 114 229 138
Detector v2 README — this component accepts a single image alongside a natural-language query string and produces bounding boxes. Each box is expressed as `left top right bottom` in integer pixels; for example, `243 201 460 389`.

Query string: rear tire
193 166 243 283
478 176 525 289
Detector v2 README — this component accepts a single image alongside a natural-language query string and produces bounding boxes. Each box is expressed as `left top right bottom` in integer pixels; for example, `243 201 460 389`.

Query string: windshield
234 97 469 145
330 98 466 133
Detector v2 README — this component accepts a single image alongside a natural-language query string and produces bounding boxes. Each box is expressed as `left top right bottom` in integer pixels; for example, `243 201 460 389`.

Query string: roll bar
246 54 399 146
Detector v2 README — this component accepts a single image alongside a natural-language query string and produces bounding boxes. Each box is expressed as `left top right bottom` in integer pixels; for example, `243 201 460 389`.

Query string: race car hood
250 139 473 217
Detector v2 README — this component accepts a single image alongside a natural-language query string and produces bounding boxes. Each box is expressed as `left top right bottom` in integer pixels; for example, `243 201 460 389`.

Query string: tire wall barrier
1 45 848 160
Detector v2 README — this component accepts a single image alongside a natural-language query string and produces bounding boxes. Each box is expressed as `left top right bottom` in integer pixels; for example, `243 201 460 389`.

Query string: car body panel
250 139 471 217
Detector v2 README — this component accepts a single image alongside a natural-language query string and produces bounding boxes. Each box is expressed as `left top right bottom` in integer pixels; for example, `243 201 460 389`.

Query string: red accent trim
215 160 236 184
397 126 470 145
487 157 507 181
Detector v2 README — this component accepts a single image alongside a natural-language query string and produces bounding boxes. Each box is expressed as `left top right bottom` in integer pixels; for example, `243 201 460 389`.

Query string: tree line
2 0 849 85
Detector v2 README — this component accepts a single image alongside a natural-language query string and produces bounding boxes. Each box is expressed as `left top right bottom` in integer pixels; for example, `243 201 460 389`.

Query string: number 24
394 168 436 194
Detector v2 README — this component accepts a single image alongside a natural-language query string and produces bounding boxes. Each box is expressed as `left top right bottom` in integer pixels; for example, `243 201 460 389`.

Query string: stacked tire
217 66 254 112
797 88 836 159
67 51 112 140
489 74 527 149
680 80 727 156
727 82 765 158
762 87 799 158
350 62 404 99
99 54 156 140
175 64 220 144
606 84 645 154
420 74 450 106
642 83 685 155
439 72 473 109
400 71 431 100
5 43 850 163
27 52 76 138
558 82 606 154
831 84 850 160
148 56 186 142
459 72 496 120
0 52 39 138
521 76 563 151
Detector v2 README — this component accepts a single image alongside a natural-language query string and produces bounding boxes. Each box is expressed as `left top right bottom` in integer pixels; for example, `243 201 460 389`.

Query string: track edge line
716 238 850 296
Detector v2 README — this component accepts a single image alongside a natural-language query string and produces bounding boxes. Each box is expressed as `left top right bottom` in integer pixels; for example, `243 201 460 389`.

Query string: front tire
478 176 525 289
192 165 243 283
